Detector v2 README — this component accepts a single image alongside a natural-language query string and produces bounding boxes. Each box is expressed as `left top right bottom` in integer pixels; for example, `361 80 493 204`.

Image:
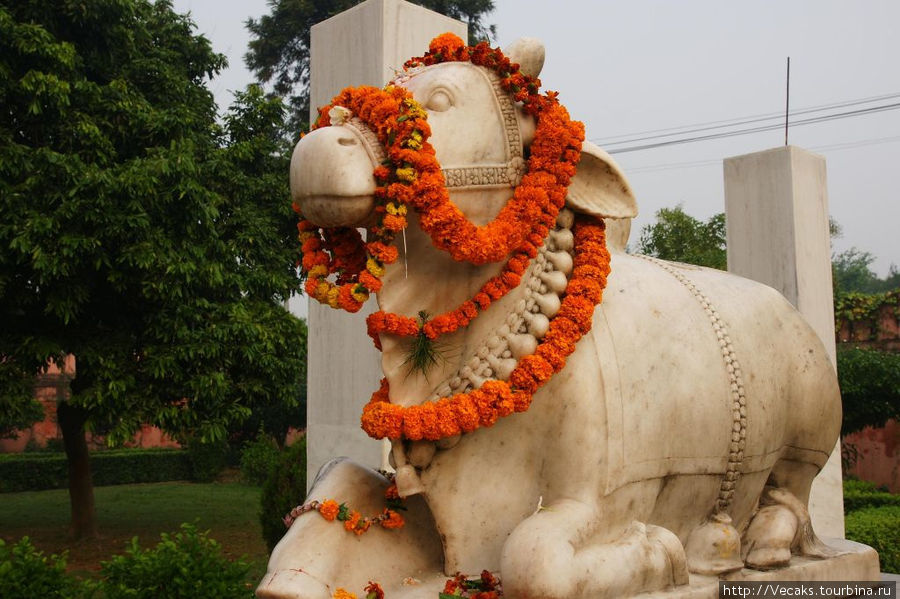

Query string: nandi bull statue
258 33 843 599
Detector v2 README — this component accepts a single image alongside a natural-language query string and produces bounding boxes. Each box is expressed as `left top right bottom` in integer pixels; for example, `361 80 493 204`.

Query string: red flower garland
360 217 610 441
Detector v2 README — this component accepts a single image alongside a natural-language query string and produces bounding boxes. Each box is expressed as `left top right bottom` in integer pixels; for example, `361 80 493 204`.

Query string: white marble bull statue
258 37 841 599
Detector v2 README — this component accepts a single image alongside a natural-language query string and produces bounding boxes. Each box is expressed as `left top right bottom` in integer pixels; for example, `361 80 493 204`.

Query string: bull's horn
504 38 545 78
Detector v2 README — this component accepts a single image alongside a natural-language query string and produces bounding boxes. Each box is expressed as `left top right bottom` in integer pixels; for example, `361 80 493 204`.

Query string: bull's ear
567 141 638 219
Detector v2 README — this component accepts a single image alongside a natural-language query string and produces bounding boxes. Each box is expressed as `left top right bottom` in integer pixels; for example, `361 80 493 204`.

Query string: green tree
245 0 496 135
0 361 44 439
837 347 900 435
0 1 304 538
636 205 727 270
833 248 900 295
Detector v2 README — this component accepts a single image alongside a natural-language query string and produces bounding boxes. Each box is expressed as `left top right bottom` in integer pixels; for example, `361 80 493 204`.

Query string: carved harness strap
394 67 526 191
637 255 748 515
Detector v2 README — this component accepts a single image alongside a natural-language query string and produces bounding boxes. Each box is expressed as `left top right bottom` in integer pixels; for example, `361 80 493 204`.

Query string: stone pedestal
305 0 467 488
723 146 844 538
642 540 880 599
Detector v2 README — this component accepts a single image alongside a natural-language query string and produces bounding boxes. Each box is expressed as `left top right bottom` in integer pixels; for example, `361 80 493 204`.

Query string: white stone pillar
723 145 844 538
305 0 466 488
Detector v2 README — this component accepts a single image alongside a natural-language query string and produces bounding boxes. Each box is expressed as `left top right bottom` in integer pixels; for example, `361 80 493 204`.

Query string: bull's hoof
256 569 330 599
745 546 792 571
648 524 690 585
685 513 744 576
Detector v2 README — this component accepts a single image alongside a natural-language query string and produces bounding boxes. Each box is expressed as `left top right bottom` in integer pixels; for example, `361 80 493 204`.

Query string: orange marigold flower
318 499 340 522
384 484 400 500
333 589 357 599
353 518 371 535
473 292 492 309
402 407 425 441
558 296 597 334
382 213 407 232
343 510 361 532
380 509 405 529
567 278 604 303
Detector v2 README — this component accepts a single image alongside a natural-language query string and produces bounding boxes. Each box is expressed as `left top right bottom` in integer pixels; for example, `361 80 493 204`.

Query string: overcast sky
173 0 899 283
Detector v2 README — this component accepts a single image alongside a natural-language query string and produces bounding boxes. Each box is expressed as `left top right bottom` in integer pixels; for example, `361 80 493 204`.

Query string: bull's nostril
338 136 358 146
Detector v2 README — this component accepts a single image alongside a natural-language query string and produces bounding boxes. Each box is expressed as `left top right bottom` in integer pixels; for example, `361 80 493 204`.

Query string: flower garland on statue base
283 482 405 536
332 571 502 599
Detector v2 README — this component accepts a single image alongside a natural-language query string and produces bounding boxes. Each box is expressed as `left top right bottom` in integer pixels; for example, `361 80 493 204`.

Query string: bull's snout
290 125 378 227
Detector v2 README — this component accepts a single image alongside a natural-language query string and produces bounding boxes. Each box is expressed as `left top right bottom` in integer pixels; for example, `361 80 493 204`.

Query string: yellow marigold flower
298 231 315 242
326 287 340 308
315 282 331 301
366 258 385 278
395 167 416 183
351 288 369 303
404 138 422 150
410 130 423 143
402 99 427 120
385 202 408 216
308 264 328 279
333 589 357 599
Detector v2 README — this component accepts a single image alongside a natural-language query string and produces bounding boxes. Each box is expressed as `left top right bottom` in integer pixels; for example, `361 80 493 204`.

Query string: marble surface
264 11 863 598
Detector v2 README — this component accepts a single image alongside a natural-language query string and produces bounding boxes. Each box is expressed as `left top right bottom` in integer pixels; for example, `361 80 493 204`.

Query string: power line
591 91 900 146
620 134 900 175
606 102 900 154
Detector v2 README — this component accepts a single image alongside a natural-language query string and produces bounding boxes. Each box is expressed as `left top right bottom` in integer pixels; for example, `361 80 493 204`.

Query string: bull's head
290 36 640 432
291 38 637 248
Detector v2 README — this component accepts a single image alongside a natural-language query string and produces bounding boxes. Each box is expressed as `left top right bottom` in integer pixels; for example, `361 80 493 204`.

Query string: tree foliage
837 347 900 436
833 248 900 295
245 0 496 135
0 0 304 536
636 206 727 270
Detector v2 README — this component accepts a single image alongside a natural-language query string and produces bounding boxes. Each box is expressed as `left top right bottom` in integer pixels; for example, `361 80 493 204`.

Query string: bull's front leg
257 459 443 599
500 497 688 599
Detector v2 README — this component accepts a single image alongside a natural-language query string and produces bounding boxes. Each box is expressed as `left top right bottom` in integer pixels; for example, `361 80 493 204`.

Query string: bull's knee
500 499 595 598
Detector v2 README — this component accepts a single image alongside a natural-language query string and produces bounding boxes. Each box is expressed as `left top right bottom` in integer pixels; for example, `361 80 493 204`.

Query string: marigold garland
361 217 610 441
335 572 499 599
298 31 584 340
296 32 608 443
441 570 503 598
283 483 406 535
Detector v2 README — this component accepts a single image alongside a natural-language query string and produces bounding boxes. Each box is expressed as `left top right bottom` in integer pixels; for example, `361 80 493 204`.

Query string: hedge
845 505 900 574
0 449 192 493
844 479 900 513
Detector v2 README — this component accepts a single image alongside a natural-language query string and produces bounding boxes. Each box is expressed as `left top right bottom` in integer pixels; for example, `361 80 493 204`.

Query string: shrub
187 440 229 483
240 435 280 486
845 505 900 573
843 478 900 513
0 449 192 492
0 537 85 598
98 523 253 599
259 436 306 551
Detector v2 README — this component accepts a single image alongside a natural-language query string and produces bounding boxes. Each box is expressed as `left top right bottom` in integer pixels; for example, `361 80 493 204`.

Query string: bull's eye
426 89 452 112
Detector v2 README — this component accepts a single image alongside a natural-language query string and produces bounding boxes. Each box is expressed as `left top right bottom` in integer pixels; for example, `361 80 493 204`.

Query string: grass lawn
0 477 269 581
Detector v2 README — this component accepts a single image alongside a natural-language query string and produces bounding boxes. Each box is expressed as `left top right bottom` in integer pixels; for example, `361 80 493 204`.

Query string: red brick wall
837 298 900 492
0 356 179 453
